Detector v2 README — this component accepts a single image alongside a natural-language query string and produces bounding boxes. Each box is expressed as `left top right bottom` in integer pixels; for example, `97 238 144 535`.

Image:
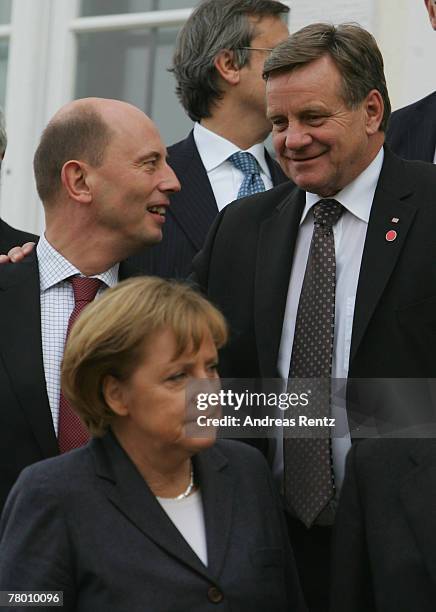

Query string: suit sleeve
330 444 376 612
0 468 75 611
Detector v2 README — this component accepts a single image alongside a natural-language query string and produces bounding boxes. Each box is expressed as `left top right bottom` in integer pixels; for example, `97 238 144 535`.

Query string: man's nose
284 124 313 150
161 164 181 193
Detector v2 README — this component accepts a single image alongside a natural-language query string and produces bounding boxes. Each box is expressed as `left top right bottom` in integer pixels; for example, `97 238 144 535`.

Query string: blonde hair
61 277 228 436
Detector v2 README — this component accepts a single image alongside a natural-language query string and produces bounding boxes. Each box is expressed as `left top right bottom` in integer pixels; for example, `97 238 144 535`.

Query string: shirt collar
193 122 271 178
302 147 384 225
36 233 119 292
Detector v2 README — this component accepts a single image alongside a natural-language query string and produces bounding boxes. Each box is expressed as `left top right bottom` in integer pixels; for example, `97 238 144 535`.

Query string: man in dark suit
332 438 436 612
0 97 180 511
192 23 436 611
0 107 38 253
128 0 290 279
386 0 436 162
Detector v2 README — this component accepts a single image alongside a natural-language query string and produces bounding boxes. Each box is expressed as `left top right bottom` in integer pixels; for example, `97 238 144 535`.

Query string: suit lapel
0 254 58 457
93 433 216 582
194 446 234 579
255 187 305 377
168 132 218 252
400 441 436 585
349 149 416 366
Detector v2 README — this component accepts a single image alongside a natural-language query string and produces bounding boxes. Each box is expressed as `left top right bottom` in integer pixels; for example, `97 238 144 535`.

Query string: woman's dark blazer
0 432 305 612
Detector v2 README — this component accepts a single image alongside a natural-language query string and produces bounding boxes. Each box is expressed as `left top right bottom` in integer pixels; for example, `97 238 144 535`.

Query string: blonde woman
0 277 305 612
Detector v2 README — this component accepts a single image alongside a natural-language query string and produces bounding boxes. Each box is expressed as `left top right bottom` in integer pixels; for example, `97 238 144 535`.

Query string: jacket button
207 586 224 603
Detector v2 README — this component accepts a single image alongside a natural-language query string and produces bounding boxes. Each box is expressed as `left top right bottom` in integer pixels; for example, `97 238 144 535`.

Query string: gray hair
171 0 289 122
263 22 391 132
0 107 7 158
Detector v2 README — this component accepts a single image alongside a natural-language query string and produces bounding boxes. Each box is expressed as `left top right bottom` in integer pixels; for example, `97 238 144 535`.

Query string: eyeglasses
235 47 274 53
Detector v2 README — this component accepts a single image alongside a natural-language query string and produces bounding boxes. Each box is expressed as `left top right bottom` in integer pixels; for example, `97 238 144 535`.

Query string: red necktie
58 276 103 453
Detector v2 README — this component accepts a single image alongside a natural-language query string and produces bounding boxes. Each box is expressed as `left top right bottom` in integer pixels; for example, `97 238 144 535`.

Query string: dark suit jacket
331 438 436 612
192 146 436 406
0 433 305 612
0 252 138 512
386 91 436 162
0 219 37 254
126 130 289 279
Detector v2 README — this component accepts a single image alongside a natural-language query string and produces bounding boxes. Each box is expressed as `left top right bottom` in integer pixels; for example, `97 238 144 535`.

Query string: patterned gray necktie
284 198 343 528
228 151 266 198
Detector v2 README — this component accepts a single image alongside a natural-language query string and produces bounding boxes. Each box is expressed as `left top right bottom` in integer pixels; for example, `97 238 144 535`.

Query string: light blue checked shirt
37 234 118 434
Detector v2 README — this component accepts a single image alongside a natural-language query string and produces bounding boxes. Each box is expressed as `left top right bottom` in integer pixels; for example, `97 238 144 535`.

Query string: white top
275 147 385 490
157 489 208 566
37 234 118 434
193 122 273 212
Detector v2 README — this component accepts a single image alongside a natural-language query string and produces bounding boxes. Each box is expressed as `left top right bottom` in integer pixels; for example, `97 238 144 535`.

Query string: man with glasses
129 0 290 279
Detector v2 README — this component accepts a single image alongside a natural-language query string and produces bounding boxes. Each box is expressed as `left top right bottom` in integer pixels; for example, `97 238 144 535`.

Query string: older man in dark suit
0 98 180 512
192 23 436 611
128 0 290 279
386 0 436 162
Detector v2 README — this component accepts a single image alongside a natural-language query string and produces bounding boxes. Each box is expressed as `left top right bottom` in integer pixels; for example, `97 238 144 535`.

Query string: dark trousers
286 515 331 612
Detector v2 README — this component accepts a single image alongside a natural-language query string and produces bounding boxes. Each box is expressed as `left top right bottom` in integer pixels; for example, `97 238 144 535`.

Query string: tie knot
228 151 261 176
70 276 103 304
313 199 343 228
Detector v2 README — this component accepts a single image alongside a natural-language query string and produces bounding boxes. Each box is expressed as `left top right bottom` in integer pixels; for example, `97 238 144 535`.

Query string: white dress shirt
275 147 385 490
193 122 273 211
37 234 119 434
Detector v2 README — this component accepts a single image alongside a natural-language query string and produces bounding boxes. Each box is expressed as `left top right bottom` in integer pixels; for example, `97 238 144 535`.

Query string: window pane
80 0 153 17
79 0 192 17
0 41 8 108
157 0 193 9
75 27 192 145
0 1 11 24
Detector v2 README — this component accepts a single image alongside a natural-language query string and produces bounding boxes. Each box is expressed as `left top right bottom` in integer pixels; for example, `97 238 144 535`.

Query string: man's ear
364 89 384 135
214 49 241 86
426 0 436 30
102 375 129 417
61 160 93 204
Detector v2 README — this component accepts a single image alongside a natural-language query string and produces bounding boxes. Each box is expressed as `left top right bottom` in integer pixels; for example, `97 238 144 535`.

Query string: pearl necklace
173 462 195 501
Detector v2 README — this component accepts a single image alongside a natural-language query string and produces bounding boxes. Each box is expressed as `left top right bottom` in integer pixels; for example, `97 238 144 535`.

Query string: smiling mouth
290 152 325 163
147 205 167 217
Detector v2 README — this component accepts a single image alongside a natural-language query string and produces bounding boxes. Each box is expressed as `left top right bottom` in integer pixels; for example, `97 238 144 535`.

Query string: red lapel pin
385 229 397 242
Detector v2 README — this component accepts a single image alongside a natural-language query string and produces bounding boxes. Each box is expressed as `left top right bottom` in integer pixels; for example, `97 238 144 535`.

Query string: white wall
376 0 435 110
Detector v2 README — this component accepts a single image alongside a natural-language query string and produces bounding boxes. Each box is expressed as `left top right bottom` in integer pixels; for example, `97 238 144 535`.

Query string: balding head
34 98 145 205
35 98 180 272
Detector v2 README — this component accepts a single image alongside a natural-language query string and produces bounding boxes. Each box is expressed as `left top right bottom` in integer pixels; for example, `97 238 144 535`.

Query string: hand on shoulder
0 241 36 263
